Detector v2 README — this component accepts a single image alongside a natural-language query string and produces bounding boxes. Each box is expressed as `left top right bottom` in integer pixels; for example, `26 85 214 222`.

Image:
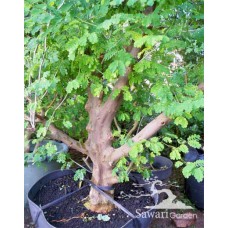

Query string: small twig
49 94 68 121
76 16 97 27
163 142 175 149
173 91 180 103
32 141 41 154
114 117 121 133
96 69 104 75
184 74 188 84
38 36 47 82
126 121 139 138
70 158 92 173
29 95 36 129
29 34 48 130
37 94 68 138
46 94 57 109
136 116 145 135
57 0 65 10
33 44 38 60
138 50 153 63
82 156 93 172
127 162 134 174
40 90 48 101
51 213 85 223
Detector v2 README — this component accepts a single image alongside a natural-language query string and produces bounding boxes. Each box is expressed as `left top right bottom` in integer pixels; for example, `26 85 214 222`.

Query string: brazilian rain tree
24 0 204 213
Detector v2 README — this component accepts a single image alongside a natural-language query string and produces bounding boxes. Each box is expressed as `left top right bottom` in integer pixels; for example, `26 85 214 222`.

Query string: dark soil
34 174 154 228
33 174 77 205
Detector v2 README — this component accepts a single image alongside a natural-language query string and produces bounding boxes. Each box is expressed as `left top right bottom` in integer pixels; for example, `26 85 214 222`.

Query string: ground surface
24 149 204 228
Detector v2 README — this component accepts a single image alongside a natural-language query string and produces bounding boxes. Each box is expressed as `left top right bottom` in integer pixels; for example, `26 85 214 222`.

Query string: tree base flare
84 201 114 214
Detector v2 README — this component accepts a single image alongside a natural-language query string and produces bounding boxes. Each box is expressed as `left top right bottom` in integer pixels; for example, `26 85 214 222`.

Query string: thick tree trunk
84 128 117 213
83 47 142 213
84 160 116 213
84 132 118 212
83 92 118 213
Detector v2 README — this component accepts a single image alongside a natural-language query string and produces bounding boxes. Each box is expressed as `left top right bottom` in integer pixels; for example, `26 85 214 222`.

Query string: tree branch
110 83 204 162
48 123 87 155
111 113 170 162
114 117 121 132
100 46 141 124
198 82 204 91
126 121 139 138
99 68 131 125
85 88 102 113
34 114 87 155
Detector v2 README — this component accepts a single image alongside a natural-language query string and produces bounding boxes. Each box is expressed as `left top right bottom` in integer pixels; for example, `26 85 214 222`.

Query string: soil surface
34 175 154 228
33 173 79 205
32 172 91 206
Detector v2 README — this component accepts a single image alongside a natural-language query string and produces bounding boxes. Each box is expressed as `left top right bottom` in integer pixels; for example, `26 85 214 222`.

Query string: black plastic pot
24 140 68 205
130 156 173 193
185 153 204 209
185 176 204 209
184 146 199 162
28 169 156 228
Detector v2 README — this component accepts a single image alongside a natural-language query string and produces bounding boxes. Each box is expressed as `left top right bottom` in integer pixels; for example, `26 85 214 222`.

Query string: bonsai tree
24 0 204 213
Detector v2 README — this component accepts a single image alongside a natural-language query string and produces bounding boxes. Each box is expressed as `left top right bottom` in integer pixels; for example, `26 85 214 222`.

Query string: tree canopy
25 0 204 186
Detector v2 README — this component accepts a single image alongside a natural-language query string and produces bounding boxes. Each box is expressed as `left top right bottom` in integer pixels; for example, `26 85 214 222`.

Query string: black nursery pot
185 152 204 209
28 170 75 228
28 169 156 228
130 156 173 193
185 176 204 209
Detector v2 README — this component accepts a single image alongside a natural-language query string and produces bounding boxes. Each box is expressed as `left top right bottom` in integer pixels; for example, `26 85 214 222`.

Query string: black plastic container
24 140 68 206
185 153 204 209
130 156 173 193
28 169 156 228
185 176 204 209
28 170 75 228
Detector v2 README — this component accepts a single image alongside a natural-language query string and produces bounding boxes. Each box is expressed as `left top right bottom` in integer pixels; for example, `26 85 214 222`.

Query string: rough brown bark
84 161 117 213
84 91 119 213
83 45 143 212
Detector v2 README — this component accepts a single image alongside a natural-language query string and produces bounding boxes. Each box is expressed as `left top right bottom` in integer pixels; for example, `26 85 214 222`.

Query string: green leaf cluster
182 160 204 182
74 168 87 181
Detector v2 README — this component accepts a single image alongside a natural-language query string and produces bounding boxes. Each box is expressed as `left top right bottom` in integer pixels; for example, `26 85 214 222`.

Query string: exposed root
84 201 114 214
51 212 85 223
